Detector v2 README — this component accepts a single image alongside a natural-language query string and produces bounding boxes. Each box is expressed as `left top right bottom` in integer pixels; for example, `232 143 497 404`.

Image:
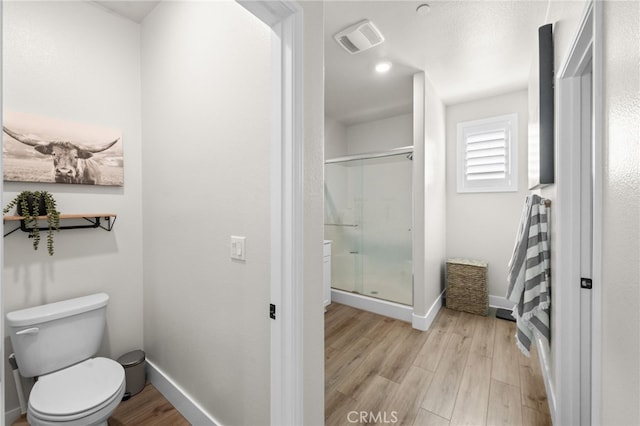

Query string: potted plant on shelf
3 191 61 255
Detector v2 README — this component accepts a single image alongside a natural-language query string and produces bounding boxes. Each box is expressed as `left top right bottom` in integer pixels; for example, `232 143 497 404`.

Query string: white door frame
555 1 602 424
237 1 304 425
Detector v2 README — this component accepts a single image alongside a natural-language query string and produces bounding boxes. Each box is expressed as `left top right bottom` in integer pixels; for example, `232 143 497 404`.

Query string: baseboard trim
533 331 556 424
412 290 444 331
330 289 413 322
146 359 219 426
5 406 22 426
489 295 516 310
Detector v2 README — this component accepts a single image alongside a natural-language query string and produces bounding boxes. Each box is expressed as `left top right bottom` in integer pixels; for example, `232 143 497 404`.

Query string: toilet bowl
28 358 126 426
6 293 126 426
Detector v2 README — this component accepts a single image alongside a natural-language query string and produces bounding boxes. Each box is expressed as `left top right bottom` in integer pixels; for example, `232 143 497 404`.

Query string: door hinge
581 278 593 289
270 303 276 320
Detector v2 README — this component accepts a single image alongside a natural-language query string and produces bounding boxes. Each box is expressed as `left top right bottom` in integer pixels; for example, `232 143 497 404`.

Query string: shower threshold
330 289 413 323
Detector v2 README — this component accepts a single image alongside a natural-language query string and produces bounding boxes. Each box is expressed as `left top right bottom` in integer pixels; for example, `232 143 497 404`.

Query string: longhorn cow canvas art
2 111 123 186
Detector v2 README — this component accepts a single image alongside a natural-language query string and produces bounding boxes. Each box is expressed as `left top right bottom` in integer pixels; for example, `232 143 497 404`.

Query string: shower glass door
324 152 412 305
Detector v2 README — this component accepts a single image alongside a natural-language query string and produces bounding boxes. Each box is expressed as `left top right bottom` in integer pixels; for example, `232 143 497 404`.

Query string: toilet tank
6 293 109 378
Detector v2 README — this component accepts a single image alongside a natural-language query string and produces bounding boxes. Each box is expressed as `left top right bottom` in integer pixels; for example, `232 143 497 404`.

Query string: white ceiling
325 1 550 125
89 1 550 126
92 1 160 23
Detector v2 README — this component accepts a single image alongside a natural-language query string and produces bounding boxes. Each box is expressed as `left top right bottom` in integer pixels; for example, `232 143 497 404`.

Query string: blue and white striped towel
506 194 551 357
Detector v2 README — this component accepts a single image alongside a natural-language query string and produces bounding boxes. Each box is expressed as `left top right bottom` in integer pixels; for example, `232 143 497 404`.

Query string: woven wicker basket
446 259 488 316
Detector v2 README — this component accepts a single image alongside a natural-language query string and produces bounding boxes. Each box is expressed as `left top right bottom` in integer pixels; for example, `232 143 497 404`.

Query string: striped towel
506 194 551 357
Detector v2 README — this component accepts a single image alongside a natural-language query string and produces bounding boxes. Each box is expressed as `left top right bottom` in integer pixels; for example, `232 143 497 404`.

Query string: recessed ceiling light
375 61 392 73
416 4 431 15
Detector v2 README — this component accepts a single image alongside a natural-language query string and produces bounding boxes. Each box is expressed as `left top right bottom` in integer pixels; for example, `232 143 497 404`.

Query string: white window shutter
457 114 518 193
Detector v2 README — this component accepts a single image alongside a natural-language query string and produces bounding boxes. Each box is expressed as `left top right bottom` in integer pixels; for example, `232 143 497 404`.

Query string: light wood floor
109 383 189 425
12 384 188 426
325 303 552 426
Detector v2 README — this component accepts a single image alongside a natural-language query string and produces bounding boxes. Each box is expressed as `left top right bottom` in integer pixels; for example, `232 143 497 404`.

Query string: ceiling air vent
334 20 385 54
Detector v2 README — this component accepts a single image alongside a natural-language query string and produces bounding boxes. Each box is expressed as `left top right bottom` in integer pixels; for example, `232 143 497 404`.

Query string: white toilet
7 293 126 426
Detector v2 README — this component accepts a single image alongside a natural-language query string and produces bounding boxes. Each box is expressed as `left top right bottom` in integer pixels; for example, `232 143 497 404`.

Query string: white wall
325 113 412 159
2 1 143 417
300 3 326 424
446 90 529 300
601 1 640 424
141 1 272 424
325 115 347 159
412 72 447 323
346 113 413 154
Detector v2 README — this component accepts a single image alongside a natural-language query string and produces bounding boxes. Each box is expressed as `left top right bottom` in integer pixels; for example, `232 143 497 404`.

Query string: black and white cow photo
3 111 123 186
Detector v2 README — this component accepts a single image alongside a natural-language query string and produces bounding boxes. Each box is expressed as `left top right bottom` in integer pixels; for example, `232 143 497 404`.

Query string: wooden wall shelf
3 213 117 237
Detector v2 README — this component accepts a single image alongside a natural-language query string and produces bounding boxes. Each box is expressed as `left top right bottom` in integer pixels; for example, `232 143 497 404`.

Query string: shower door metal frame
325 145 414 164
325 147 414 305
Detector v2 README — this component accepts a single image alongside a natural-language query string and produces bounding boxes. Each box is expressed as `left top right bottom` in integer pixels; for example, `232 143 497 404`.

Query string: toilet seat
28 357 125 424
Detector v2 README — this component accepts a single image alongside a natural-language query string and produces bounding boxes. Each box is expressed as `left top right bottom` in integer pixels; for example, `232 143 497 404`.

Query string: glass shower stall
324 147 413 306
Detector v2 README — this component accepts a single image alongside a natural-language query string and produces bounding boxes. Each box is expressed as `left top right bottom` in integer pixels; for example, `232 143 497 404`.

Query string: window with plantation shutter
457 113 518 193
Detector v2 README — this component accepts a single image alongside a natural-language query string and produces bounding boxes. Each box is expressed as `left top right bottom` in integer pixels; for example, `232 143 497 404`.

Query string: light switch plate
230 236 246 261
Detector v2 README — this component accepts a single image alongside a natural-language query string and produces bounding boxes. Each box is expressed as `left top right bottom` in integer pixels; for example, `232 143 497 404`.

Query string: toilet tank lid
6 293 109 327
